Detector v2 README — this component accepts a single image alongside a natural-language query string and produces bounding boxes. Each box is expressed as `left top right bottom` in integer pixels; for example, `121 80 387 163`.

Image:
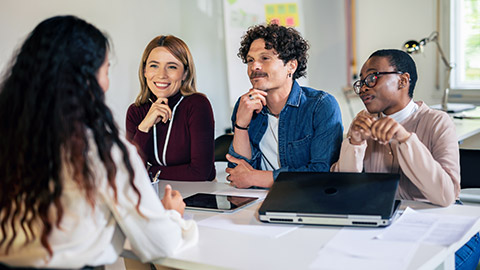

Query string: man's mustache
250 72 267 79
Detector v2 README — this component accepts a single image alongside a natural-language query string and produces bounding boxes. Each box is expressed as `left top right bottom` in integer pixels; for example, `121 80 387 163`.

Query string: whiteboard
222 0 306 107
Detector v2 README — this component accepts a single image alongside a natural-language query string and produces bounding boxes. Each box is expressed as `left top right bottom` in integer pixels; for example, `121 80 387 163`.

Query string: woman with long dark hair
0 15 197 269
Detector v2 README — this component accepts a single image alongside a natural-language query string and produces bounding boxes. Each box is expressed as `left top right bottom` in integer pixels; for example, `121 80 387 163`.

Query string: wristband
234 122 249 130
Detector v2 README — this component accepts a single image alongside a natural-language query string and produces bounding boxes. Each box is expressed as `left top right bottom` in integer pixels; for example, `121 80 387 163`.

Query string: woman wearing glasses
331 49 480 269
332 49 459 206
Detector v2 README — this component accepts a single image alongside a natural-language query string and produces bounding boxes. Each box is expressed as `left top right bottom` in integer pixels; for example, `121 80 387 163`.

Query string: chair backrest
460 148 480 189
214 134 233 162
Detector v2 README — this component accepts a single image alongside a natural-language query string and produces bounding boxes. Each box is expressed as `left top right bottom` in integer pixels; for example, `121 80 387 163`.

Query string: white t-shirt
259 114 281 171
0 132 198 268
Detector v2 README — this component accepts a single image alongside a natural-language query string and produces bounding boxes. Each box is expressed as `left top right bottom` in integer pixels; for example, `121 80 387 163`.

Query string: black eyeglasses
353 71 404 94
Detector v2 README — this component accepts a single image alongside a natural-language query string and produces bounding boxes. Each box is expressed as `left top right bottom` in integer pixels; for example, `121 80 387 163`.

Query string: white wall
178 1 231 135
0 0 448 134
356 0 443 106
302 0 350 126
0 0 231 136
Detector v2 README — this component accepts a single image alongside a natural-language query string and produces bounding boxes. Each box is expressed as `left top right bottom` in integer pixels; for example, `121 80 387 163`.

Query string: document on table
375 207 479 246
197 207 299 238
310 228 418 270
310 207 480 269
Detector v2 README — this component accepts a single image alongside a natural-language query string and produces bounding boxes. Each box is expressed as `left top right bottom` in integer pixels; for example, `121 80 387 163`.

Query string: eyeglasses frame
353 71 405 94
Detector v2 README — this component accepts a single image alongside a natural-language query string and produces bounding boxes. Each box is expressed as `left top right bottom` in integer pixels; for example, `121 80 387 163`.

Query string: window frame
450 0 480 90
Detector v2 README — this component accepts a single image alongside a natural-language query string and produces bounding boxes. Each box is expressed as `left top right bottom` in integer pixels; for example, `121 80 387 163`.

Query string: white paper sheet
376 207 479 246
310 247 414 270
197 207 299 238
310 228 418 270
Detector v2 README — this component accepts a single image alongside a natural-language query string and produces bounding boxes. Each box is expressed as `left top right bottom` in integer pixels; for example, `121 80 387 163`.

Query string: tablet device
184 193 258 212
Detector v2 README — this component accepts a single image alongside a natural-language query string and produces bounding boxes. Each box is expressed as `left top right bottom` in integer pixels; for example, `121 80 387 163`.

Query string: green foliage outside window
465 0 480 81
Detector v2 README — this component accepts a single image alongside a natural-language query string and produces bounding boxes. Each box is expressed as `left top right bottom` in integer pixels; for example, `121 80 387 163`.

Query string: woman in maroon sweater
126 35 215 181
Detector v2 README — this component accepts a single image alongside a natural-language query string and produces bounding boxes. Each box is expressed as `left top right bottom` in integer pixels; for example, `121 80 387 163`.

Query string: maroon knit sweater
126 92 215 181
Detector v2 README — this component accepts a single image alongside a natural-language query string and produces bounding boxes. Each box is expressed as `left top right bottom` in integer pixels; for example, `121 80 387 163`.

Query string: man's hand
235 89 267 128
225 154 274 188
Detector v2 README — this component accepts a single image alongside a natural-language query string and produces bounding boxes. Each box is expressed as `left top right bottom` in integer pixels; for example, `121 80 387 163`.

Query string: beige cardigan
331 102 460 207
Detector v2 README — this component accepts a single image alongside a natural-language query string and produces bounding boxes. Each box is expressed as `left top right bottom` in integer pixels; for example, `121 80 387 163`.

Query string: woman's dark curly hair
237 24 310 80
0 15 141 256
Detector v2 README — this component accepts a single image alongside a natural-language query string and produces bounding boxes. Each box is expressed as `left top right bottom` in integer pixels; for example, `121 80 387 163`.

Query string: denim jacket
228 81 343 180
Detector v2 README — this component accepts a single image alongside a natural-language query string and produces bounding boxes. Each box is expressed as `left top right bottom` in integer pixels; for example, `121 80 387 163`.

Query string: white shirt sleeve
97 138 198 262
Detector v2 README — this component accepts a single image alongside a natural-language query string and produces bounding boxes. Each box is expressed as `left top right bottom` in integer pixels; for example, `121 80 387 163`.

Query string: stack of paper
310 207 479 269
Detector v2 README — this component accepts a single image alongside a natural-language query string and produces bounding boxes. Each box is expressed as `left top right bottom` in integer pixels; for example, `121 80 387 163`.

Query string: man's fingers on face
250 88 268 96
257 95 267 106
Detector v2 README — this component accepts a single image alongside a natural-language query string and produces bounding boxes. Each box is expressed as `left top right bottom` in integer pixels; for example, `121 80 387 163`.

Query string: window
451 0 480 90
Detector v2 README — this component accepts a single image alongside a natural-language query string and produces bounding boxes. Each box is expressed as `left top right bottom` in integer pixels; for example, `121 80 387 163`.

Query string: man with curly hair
225 24 343 188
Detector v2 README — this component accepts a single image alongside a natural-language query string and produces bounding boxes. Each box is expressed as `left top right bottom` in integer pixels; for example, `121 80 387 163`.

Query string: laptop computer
258 172 400 227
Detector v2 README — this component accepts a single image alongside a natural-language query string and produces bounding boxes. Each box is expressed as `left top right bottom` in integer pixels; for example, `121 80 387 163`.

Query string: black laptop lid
258 172 400 219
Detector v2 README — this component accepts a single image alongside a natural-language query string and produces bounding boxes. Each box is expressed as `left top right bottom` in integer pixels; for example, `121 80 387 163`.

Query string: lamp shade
403 40 422 54
401 31 475 113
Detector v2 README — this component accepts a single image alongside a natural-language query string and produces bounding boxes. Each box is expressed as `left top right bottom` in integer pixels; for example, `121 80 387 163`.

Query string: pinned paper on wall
265 3 299 27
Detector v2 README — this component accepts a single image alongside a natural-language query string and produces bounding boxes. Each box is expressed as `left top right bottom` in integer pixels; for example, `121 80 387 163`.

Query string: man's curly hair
237 24 309 80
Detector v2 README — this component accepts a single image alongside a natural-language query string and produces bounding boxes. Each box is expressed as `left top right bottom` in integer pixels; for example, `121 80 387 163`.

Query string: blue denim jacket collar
259 80 302 117
286 80 302 108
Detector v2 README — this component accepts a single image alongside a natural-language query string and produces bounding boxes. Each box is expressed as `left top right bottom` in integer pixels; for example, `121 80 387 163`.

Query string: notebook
258 172 400 227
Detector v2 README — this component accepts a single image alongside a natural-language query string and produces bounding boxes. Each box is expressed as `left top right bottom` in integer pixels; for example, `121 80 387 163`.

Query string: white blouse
0 132 198 268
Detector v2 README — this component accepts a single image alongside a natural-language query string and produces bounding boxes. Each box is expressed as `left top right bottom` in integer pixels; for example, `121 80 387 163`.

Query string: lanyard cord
261 152 277 170
153 96 184 166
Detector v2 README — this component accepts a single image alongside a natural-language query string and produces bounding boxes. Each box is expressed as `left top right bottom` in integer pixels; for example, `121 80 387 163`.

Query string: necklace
266 106 280 117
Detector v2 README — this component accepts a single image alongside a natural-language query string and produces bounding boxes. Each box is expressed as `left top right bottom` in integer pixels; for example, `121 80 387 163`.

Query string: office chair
459 148 480 189
458 148 480 204
214 133 233 162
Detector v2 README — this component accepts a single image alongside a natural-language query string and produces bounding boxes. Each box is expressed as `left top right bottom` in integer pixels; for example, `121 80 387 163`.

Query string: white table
455 118 480 142
121 180 480 270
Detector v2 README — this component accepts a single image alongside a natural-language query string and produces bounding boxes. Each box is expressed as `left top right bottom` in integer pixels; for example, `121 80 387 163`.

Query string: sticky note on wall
265 3 300 27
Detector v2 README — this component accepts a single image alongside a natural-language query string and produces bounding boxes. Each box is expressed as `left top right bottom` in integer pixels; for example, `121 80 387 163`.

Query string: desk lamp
403 31 474 113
